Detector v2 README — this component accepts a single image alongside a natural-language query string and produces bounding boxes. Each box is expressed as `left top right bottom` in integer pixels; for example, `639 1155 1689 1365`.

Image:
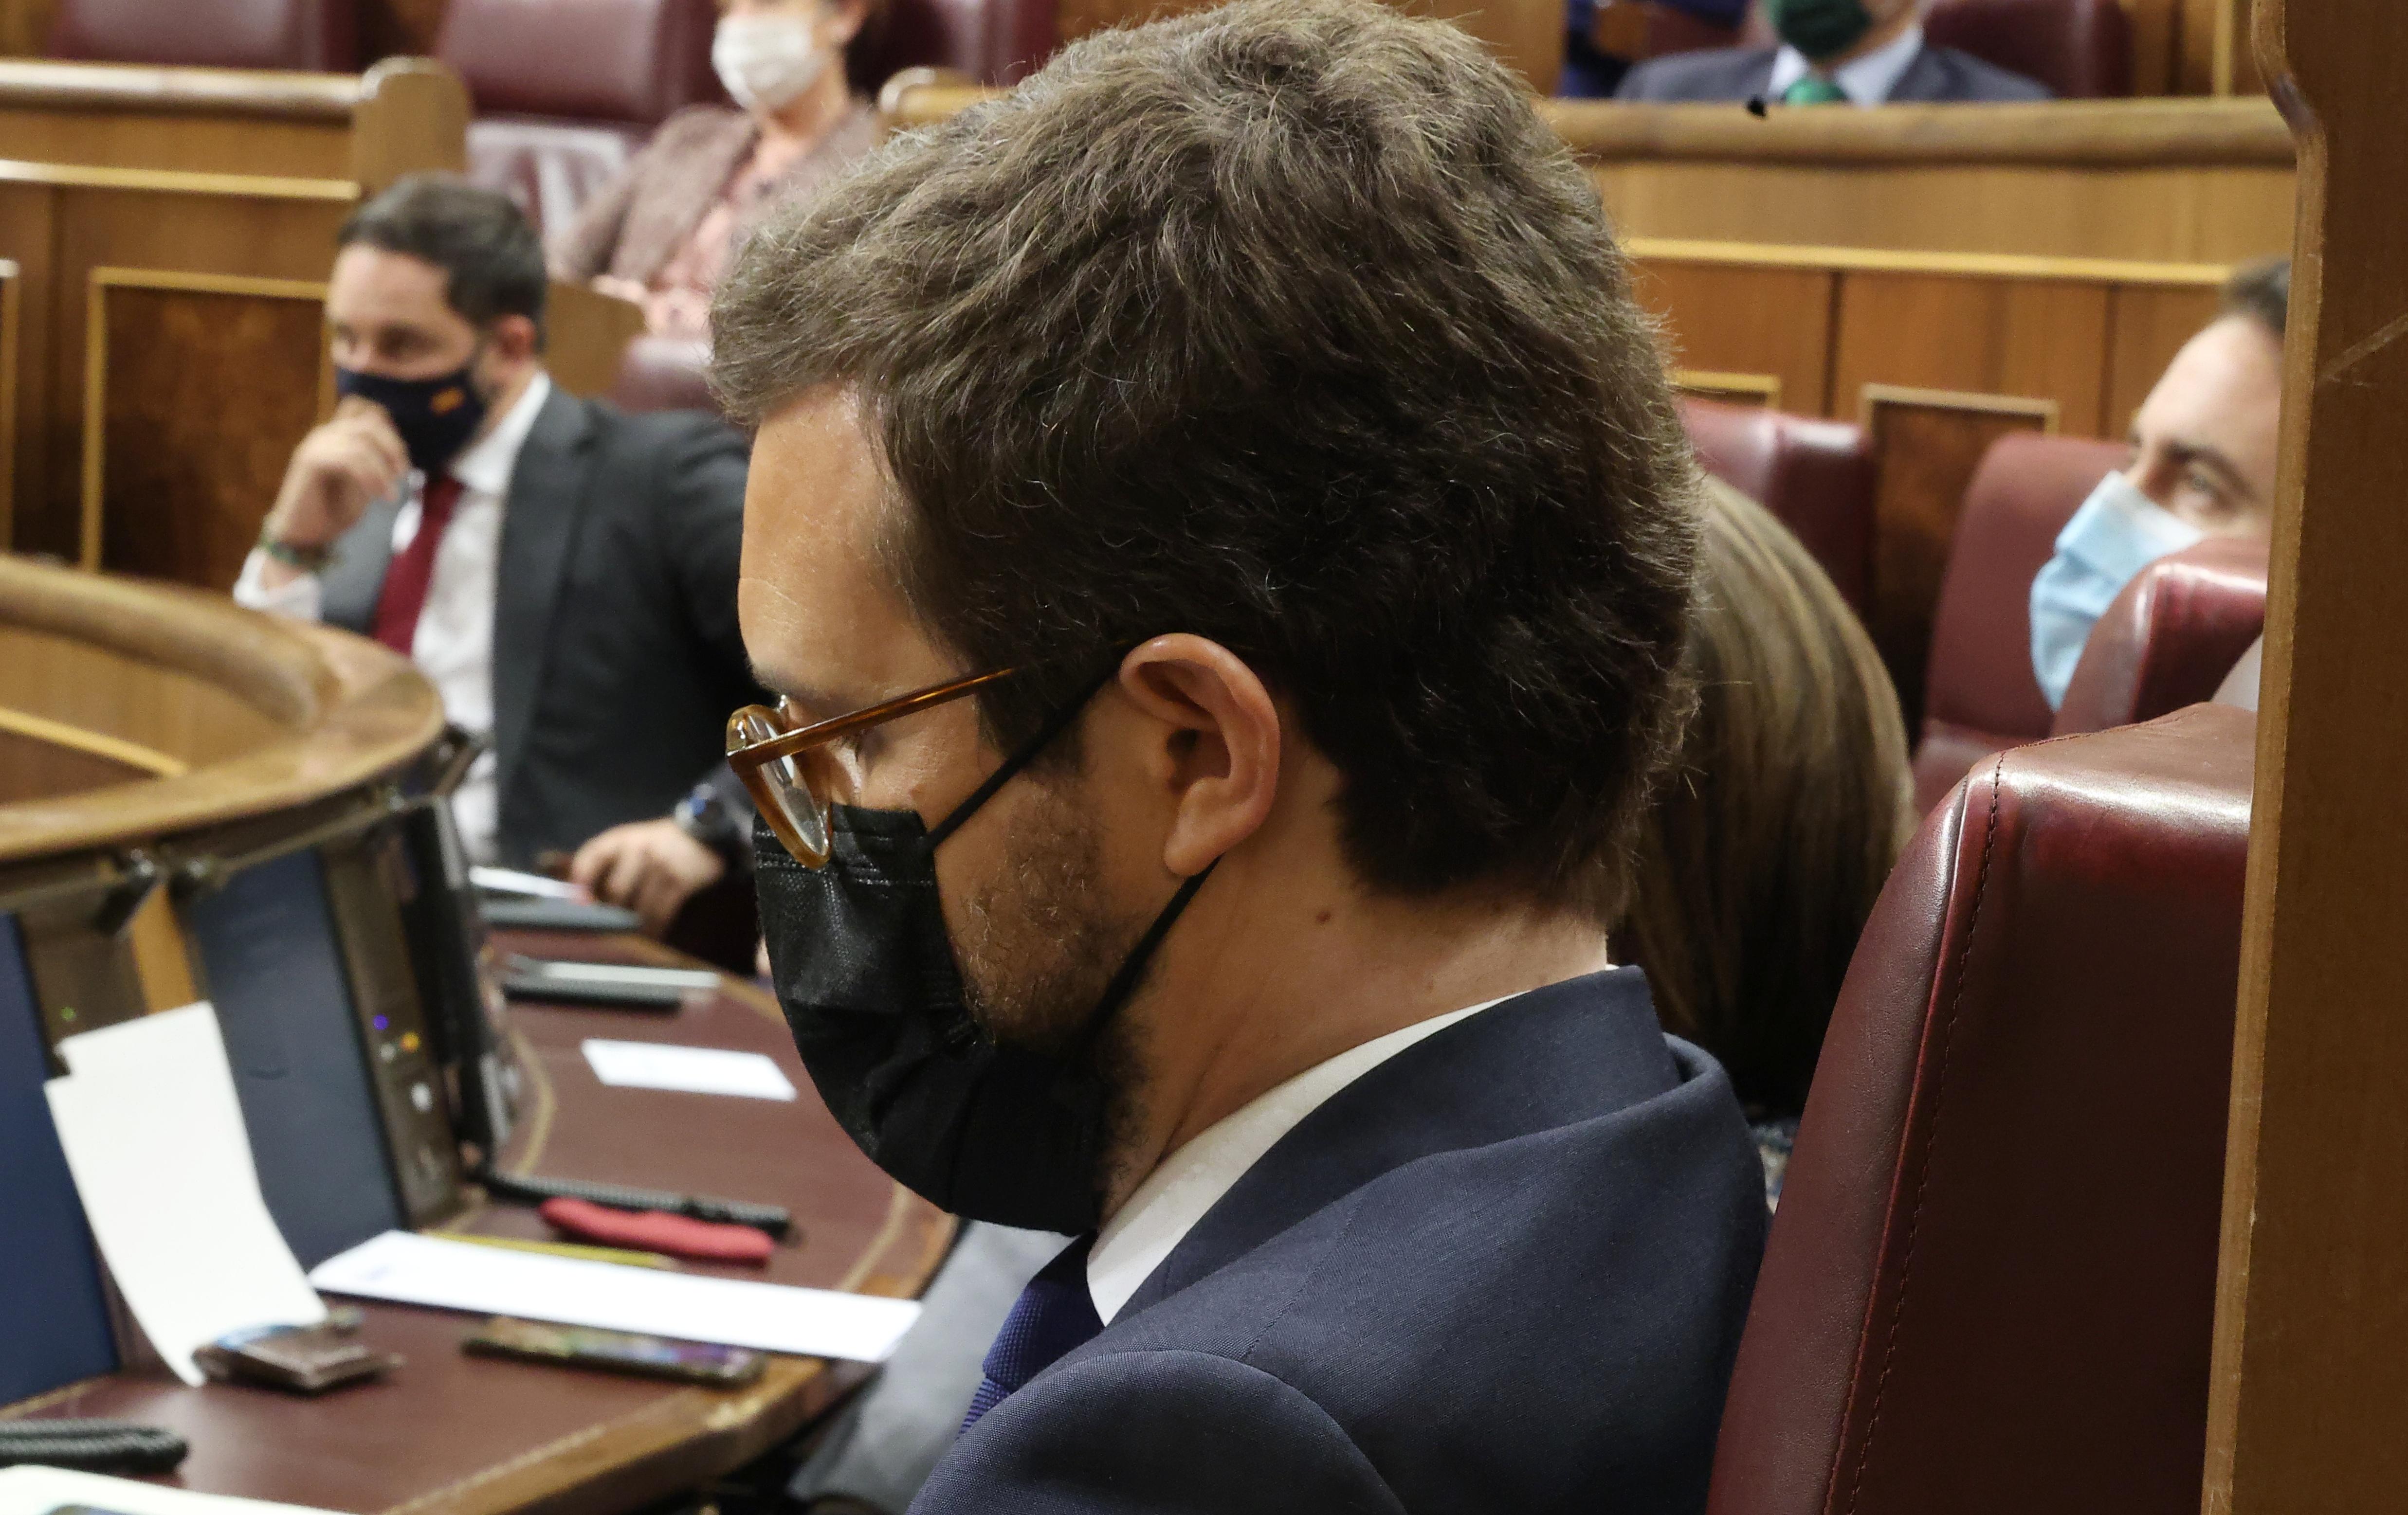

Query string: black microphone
1746 93 1771 117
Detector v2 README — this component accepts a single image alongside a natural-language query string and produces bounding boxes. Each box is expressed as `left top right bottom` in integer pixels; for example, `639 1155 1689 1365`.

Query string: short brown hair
339 173 546 340
714 0 1700 916
2222 257 2290 340
1615 480 1916 1113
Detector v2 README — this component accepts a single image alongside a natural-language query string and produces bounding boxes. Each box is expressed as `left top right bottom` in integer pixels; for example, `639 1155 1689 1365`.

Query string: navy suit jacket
1616 41 2053 103
912 969 1767 1514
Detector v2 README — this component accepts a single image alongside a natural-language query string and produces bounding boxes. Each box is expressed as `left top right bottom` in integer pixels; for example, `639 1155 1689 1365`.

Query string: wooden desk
0 932 951 1515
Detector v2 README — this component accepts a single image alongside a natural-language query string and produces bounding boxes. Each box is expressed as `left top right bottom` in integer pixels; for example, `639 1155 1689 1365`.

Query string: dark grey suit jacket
1616 41 2053 102
318 386 758 866
913 970 1768 1515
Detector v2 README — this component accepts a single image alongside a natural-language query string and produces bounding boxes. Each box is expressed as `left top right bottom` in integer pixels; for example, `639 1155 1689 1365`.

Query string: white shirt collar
440 370 552 498
1085 993 1515 1324
1766 23 1925 106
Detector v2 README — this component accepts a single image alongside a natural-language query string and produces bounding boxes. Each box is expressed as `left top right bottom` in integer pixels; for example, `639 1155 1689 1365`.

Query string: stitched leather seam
1837 759 2004 1515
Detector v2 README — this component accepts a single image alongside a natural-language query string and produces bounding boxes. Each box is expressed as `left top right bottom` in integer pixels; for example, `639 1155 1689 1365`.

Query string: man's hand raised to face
258 397 409 582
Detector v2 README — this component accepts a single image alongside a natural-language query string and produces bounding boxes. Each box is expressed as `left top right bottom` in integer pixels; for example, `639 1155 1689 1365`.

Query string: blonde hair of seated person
1614 477 1917 1120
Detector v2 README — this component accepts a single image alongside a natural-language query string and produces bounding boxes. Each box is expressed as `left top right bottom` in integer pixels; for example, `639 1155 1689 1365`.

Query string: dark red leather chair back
1926 0 2133 98
1708 704 2252 1515
439 0 724 241
440 0 721 124
1912 433 2123 811
1682 399 1877 616
609 336 719 415
1739 0 2132 97
48 0 357 71
852 0 1057 88
2053 536 2270 737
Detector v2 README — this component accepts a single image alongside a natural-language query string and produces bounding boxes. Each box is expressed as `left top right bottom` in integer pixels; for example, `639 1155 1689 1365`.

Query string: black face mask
335 357 489 477
752 679 1213 1234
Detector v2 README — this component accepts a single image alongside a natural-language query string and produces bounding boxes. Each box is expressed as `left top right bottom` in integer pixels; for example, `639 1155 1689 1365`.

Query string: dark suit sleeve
645 413 760 802
913 1351 1406 1515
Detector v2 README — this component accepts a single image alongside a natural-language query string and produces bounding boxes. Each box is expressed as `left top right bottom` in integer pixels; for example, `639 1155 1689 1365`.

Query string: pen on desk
427 1230 680 1270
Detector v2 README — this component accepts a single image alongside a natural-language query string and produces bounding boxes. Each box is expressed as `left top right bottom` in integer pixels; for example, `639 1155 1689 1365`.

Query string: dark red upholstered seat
854 0 1057 89
2053 536 2270 737
1739 0 2132 97
1708 703 2252 1515
609 335 718 416
47 0 357 72
1682 399 1877 616
439 0 723 239
1925 0 2134 98
1912 432 2124 812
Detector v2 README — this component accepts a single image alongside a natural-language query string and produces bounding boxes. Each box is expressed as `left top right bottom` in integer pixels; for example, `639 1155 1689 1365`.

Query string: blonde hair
1615 477 1917 1116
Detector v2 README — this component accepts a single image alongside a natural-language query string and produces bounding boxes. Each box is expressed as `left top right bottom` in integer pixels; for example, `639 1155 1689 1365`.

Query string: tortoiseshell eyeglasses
725 669 1019 867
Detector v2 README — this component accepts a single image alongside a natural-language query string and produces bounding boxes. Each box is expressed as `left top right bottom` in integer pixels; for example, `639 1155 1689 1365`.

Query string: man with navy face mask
238 175 762 927
713 4 1766 1510
2029 259 2287 709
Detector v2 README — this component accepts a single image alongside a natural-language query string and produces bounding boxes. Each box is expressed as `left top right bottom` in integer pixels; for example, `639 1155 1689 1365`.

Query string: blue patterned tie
959 1236 1101 1433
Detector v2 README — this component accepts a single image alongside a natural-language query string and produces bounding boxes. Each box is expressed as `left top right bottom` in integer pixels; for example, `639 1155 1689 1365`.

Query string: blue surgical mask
2029 471 2204 710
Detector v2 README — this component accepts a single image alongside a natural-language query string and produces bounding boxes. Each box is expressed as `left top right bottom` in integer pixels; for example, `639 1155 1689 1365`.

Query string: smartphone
461 1317 765 1386
501 955 721 1008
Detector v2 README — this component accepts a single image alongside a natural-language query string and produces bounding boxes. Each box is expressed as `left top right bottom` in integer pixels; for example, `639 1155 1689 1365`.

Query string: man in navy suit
1618 0 2051 104
714 2 1767 1510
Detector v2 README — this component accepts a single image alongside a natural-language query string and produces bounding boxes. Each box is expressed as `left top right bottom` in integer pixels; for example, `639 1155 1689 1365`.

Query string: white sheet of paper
581 1038 798 1101
310 1230 919 1361
0 1466 343 1515
44 1004 326 1387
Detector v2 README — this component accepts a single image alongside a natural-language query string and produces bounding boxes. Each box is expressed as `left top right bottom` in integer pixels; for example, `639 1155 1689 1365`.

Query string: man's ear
1114 636 1281 878
489 313 541 366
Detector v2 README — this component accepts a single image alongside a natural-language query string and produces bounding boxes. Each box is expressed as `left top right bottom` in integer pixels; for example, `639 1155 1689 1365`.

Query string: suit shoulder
921 1349 1404 1515
1932 46 2054 100
1615 45 1776 102
588 399 746 459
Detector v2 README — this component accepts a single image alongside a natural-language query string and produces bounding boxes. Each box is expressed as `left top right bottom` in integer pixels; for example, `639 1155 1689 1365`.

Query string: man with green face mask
1615 0 2051 105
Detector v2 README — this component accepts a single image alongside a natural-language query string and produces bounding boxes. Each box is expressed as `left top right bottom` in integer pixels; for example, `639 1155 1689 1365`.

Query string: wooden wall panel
2127 0 2183 95
2105 282 2224 438
88 274 327 589
1831 271 2114 436
1861 390 2058 726
1631 261 1834 416
1591 162 2294 265
1 180 349 562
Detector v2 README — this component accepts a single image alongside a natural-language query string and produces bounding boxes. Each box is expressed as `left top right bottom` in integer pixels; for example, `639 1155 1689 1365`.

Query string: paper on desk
0 1467 344 1515
45 1004 326 1386
582 1038 798 1101
471 865 588 900
311 1230 920 1362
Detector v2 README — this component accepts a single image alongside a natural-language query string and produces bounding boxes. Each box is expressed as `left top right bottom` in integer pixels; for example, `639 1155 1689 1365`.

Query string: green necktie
1782 75 1851 105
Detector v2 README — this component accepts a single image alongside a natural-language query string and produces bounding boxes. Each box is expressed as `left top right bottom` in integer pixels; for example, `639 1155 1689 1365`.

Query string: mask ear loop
925 661 1123 851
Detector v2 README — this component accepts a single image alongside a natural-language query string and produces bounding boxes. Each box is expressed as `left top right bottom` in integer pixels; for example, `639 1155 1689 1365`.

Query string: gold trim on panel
0 156 357 201
0 703 186 776
1858 382 2062 435
1627 236 2236 289
80 268 331 572
1674 369 1784 407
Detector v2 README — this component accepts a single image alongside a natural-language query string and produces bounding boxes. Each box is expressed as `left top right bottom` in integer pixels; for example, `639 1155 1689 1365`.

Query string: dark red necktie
371 475 465 654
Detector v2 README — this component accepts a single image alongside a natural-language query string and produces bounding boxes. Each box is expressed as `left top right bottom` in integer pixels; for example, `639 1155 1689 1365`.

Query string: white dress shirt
234 373 554 864
1085 992 1517 1323
1766 23 1926 106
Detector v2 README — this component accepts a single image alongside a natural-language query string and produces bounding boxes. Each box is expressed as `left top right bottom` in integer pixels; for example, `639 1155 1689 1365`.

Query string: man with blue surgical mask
2029 259 2288 709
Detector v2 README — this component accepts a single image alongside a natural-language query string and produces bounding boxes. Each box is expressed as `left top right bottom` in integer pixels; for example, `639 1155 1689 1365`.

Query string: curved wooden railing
0 556 445 866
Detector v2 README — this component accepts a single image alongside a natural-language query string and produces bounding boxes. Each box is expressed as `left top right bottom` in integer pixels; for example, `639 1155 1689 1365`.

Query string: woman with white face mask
550 0 879 341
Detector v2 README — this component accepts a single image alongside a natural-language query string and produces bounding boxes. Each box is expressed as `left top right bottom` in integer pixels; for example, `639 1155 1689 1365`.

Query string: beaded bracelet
257 532 335 573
